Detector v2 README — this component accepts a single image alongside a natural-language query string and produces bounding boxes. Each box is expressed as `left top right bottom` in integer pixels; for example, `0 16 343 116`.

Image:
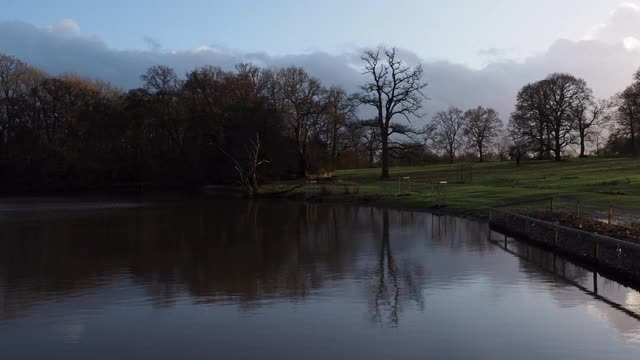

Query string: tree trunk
331 121 338 170
537 134 545 160
554 135 562 161
380 133 389 178
631 124 637 157
449 146 454 164
579 132 586 158
479 144 484 162
368 147 375 168
298 148 308 177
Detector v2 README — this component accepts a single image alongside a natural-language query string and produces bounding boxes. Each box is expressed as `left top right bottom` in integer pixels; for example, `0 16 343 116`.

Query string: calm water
1 198 640 359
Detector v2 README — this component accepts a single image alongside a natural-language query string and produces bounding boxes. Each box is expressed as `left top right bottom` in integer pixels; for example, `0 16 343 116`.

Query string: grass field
268 157 640 218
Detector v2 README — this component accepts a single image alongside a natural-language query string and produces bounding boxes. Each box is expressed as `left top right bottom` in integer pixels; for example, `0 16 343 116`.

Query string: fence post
593 240 600 262
554 226 558 248
550 198 554 213
608 205 613 225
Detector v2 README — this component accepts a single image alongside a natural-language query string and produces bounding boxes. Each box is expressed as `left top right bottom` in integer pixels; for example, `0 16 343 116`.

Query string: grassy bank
265 157 640 219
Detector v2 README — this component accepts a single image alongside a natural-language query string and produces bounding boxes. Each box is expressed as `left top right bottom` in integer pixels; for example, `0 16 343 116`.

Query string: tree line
0 48 639 192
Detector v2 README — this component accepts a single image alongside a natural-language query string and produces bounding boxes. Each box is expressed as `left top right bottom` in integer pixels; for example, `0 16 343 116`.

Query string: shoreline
268 190 640 287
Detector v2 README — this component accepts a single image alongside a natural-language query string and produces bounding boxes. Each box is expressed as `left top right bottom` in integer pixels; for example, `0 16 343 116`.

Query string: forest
0 47 639 193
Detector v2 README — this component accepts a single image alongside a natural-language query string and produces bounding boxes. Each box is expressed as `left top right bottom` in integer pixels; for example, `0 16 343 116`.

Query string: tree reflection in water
370 210 425 327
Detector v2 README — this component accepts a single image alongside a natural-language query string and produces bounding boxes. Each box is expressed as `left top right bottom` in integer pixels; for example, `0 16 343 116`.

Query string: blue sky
0 0 625 67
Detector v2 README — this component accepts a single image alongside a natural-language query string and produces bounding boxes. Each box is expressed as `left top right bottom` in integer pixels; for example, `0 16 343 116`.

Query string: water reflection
489 230 640 343
0 199 640 359
369 210 425 327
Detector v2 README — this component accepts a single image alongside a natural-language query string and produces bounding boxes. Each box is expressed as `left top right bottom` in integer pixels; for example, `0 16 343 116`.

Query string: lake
1 197 640 359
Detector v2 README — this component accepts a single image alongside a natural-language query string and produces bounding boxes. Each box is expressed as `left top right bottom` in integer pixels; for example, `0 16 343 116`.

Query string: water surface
1 198 640 359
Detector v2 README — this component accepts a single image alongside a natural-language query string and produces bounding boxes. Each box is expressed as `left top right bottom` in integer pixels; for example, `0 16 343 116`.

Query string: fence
489 198 640 281
492 197 640 228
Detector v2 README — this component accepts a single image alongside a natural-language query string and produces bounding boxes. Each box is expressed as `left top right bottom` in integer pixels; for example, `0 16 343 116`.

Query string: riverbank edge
266 190 640 288
266 191 489 222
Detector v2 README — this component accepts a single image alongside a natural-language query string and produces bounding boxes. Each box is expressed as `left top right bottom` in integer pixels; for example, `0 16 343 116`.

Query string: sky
2 0 640 118
0 0 625 66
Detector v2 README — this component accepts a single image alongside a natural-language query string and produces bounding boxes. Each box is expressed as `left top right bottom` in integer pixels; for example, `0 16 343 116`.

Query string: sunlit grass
266 157 640 217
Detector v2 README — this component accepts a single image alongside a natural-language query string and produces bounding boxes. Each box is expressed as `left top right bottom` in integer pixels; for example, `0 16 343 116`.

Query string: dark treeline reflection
0 201 437 324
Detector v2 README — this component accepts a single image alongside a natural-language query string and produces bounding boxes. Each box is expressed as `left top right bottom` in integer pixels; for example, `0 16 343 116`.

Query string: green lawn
267 157 640 218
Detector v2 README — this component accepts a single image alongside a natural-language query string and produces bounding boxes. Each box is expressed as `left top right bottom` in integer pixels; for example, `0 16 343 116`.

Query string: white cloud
623 36 640 51
585 2 640 45
48 19 80 35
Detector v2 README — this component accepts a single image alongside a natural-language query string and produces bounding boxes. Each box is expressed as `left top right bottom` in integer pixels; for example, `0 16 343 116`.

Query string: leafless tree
433 107 465 164
507 122 531 166
614 70 640 156
462 106 503 162
323 87 357 169
359 47 427 178
544 73 589 161
221 133 270 197
275 67 326 176
510 81 549 159
511 73 591 161
572 98 612 157
0 54 32 158
140 65 185 153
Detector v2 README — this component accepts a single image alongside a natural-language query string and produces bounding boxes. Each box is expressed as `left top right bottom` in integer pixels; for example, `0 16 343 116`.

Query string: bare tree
323 87 357 169
462 106 503 162
275 67 326 176
221 133 270 197
544 73 589 161
357 119 382 168
0 54 32 159
614 70 640 156
511 73 591 161
507 122 531 166
140 65 185 153
510 81 549 159
572 98 612 157
359 47 427 178
433 107 465 164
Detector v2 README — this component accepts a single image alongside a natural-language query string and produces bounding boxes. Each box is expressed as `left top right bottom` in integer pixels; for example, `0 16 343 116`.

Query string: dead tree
433 107 465 164
221 133 270 197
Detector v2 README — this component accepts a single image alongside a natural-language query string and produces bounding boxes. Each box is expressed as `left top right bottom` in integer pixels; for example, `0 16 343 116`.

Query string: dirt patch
526 211 640 244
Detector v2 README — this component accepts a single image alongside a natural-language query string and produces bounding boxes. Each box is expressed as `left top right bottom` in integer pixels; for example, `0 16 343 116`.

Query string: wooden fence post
593 240 600 262
608 205 613 225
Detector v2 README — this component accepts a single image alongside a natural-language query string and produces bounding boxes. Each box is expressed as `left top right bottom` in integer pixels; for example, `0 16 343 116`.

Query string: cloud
1 16 640 123
48 19 81 35
586 2 640 43
477 48 510 58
